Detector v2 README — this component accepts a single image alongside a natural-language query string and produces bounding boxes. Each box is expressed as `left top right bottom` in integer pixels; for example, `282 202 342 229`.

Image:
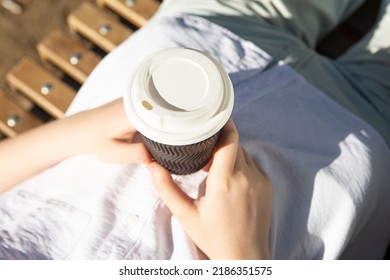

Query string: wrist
58 111 99 158
210 241 271 260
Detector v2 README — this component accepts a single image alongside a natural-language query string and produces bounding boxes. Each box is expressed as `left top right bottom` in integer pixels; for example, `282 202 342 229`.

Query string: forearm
0 99 147 195
0 112 90 194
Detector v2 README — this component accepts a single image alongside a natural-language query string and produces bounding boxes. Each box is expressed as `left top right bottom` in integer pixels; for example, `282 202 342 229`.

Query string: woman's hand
146 120 273 260
72 99 150 163
0 98 149 194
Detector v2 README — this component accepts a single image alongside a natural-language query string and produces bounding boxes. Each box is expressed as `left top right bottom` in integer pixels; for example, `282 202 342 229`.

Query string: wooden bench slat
6 58 76 119
37 29 101 84
68 2 133 52
96 0 160 28
0 90 42 137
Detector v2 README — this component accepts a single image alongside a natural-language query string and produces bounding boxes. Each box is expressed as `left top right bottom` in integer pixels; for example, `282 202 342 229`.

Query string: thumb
148 162 196 222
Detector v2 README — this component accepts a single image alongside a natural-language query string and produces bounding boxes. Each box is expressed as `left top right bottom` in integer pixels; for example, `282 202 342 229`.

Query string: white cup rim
123 48 234 145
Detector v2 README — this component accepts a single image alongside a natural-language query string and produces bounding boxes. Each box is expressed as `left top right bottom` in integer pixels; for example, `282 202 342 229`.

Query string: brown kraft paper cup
142 131 220 175
124 48 234 175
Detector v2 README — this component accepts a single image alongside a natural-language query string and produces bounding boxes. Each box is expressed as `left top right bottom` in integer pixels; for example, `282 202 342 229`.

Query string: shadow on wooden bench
0 0 381 139
0 0 160 138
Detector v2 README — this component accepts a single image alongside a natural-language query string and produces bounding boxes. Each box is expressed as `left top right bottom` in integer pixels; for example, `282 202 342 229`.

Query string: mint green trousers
156 0 390 147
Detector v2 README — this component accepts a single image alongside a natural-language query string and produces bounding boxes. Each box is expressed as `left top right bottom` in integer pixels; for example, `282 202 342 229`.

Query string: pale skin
148 119 273 259
0 98 273 260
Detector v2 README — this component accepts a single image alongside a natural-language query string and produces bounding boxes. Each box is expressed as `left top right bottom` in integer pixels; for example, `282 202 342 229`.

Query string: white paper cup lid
124 48 234 145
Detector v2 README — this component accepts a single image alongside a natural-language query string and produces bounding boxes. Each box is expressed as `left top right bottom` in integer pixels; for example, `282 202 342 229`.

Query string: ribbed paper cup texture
142 132 220 175
124 48 234 174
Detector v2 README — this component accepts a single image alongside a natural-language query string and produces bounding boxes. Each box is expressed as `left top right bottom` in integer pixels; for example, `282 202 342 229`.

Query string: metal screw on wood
1 0 23 14
125 0 136 7
7 114 20 127
41 83 53 95
99 23 111 35
70 53 82 65
1 0 30 15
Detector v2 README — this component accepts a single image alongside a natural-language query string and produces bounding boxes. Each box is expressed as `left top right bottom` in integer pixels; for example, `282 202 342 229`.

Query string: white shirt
1 15 389 260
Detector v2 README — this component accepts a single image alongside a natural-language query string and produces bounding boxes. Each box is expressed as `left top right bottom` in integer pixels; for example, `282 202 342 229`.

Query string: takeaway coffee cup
123 48 234 174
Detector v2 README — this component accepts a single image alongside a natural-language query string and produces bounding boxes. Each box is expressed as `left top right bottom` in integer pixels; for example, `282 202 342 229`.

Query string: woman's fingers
145 117 273 259
208 119 240 176
147 162 197 224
